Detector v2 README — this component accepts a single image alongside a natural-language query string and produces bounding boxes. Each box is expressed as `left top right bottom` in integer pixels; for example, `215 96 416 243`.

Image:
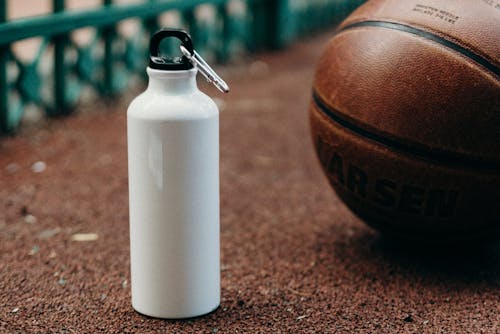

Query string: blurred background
0 0 364 134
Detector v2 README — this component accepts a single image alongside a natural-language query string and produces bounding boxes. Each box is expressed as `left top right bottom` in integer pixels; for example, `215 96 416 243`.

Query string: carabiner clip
180 45 230 93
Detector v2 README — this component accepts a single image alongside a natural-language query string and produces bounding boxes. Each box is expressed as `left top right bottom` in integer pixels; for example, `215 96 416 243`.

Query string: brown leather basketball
310 0 500 241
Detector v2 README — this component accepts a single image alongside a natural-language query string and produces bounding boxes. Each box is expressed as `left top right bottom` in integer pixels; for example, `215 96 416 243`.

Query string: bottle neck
146 67 198 94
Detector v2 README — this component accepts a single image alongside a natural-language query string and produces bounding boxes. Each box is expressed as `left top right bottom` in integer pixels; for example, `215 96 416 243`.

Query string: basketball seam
312 91 500 172
337 20 500 78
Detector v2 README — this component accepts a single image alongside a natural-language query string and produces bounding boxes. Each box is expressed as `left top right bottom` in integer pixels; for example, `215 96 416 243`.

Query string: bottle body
127 68 220 319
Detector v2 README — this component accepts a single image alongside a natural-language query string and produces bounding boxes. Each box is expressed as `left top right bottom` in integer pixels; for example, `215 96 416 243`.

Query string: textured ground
1 31 499 333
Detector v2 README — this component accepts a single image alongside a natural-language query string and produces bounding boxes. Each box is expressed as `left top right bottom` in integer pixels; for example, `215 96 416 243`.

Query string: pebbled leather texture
310 0 500 241
341 0 500 67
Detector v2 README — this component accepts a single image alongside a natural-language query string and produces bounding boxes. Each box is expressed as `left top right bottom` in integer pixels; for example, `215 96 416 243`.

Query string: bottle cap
149 28 229 93
149 29 194 71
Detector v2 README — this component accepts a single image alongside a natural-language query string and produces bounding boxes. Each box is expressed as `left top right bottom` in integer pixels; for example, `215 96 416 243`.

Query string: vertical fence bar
247 0 266 51
273 0 291 49
216 3 230 63
103 0 114 95
183 7 200 48
248 0 290 51
52 0 69 115
0 0 8 132
143 0 161 51
145 0 158 39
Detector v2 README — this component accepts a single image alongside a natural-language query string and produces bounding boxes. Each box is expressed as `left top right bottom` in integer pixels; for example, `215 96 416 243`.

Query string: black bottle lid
149 28 194 70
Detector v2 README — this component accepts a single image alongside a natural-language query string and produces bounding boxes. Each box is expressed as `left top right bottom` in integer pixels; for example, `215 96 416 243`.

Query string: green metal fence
0 0 364 134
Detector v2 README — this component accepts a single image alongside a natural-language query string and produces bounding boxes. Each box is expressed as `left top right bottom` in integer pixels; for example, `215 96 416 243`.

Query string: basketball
310 0 500 241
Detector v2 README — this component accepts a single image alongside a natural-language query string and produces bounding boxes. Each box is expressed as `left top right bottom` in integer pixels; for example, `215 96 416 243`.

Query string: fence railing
0 0 364 133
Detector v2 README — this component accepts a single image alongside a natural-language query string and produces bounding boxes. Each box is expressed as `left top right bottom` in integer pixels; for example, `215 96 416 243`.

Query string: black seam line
312 92 500 172
338 20 500 77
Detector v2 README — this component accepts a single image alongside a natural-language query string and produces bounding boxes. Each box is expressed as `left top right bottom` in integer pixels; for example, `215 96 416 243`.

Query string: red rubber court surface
1 30 499 333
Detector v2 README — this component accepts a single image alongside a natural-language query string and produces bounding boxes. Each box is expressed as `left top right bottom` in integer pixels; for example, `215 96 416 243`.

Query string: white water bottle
127 29 228 319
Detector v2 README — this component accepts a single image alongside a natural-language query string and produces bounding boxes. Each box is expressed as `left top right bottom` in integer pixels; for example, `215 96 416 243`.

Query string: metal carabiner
179 45 230 93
